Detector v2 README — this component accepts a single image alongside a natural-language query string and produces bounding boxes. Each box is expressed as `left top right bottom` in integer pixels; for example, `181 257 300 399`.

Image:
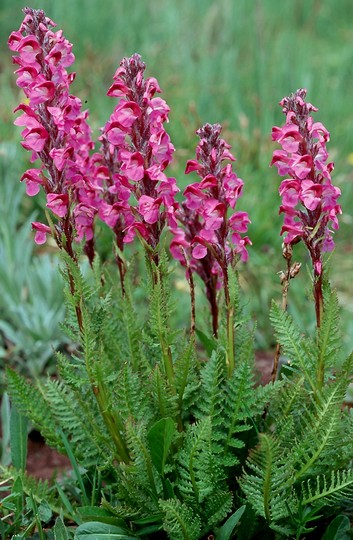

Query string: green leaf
38 500 53 523
54 516 69 540
59 429 89 506
77 507 127 527
10 401 28 470
1 392 11 466
195 328 217 357
74 522 136 539
322 515 351 540
147 417 176 476
215 505 246 540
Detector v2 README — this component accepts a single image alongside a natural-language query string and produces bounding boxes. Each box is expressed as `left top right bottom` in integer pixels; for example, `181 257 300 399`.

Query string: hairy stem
93 382 130 464
272 256 292 382
224 268 235 377
315 270 325 390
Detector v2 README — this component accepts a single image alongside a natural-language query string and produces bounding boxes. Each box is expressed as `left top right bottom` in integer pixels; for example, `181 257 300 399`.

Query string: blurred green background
1 0 353 369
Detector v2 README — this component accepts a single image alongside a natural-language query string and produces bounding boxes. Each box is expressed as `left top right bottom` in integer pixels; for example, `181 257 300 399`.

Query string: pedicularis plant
3 8 353 540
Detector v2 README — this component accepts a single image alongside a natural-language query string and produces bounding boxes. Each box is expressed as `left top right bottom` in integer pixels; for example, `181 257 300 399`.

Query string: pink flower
32 221 51 244
123 222 149 244
112 100 141 130
184 184 206 211
272 124 302 153
271 150 293 176
29 80 55 105
73 203 96 241
279 179 300 208
138 195 162 224
46 193 69 217
202 199 225 231
21 168 44 196
192 241 208 260
291 154 313 180
228 211 251 233
21 125 49 152
300 180 322 211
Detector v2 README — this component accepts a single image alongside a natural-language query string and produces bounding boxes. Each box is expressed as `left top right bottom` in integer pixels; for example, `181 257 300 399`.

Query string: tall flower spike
171 123 251 353
9 8 99 259
97 53 178 266
271 88 341 329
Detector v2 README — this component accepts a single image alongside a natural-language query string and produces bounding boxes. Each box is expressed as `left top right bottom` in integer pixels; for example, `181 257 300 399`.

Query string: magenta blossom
9 8 99 254
271 88 341 278
94 54 178 259
170 123 251 335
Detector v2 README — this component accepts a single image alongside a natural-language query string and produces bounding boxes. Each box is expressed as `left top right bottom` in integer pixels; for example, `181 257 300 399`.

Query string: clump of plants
2 7 353 539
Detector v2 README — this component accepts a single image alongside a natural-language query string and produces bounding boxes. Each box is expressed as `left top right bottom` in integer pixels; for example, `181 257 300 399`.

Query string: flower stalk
170 123 251 357
272 89 342 391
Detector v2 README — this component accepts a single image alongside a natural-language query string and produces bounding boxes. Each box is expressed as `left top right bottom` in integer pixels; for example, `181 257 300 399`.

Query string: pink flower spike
46 193 69 218
32 221 51 244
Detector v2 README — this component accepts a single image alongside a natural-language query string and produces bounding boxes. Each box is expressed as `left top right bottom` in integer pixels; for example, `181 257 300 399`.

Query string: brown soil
26 430 71 480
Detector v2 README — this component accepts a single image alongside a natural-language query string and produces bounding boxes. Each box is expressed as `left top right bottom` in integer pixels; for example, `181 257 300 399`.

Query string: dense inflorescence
8 8 99 250
170 123 251 332
271 88 341 277
96 53 178 253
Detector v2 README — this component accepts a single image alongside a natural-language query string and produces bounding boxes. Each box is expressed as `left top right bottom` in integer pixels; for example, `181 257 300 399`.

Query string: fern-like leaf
270 301 317 391
6 369 62 450
160 499 201 540
302 469 353 507
177 417 222 505
317 285 342 372
195 349 226 421
240 433 295 524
